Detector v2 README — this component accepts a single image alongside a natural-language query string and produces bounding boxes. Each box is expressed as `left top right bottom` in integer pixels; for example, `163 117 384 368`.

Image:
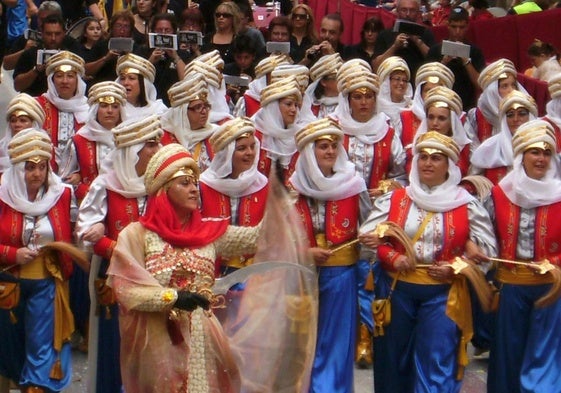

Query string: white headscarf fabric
300 79 339 122
100 143 146 198
199 137 267 198
252 102 300 167
119 76 167 121
376 77 413 129
290 142 366 201
414 109 471 150
406 154 474 212
160 105 217 150
477 79 528 129
0 162 68 216
411 82 427 121
44 74 89 123
75 102 123 147
208 82 234 124
545 98 561 129
330 93 391 145
471 112 537 169
499 151 561 209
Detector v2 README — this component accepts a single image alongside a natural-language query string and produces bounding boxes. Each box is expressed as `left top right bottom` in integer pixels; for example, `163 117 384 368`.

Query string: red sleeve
93 237 117 260
377 243 402 272
0 245 19 265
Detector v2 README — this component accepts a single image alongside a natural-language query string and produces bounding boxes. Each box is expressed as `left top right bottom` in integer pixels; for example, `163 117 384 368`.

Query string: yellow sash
316 233 358 266
496 265 555 285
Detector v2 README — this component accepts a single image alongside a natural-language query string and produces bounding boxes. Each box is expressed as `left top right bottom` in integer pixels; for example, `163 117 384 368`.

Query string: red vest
400 110 421 151
458 145 470 177
492 186 561 266
92 190 141 259
255 131 298 186
377 189 469 270
343 128 395 189
244 95 261 117
0 188 73 278
36 95 84 173
73 135 98 202
199 182 268 225
295 195 359 247
484 166 509 185
475 108 494 143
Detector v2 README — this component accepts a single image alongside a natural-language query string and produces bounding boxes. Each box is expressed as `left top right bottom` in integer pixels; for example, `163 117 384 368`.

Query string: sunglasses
292 13 309 20
188 103 212 113
215 12 233 18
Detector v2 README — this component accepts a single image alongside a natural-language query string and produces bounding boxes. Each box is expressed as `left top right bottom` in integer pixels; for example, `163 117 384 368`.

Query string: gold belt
19 255 50 279
316 233 358 267
496 265 555 285
389 267 452 285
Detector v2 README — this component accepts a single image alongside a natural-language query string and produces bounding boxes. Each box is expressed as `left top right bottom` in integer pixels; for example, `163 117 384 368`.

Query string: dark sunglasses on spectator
292 13 309 20
215 12 233 18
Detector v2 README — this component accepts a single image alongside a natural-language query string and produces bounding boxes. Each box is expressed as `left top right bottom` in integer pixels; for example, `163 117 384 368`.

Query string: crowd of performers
1 34 561 393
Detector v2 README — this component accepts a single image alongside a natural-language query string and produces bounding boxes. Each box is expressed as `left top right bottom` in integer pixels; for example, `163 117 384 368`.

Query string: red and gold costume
199 183 268 272
36 96 84 174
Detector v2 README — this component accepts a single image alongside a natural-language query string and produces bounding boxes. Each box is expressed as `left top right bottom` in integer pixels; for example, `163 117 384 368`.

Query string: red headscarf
139 191 228 248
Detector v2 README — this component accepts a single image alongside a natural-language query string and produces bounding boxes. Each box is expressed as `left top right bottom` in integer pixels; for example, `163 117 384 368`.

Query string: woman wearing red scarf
106 143 260 392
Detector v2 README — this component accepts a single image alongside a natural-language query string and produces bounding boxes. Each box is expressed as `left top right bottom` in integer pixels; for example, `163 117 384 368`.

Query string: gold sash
496 265 555 285
316 233 358 266
19 255 49 279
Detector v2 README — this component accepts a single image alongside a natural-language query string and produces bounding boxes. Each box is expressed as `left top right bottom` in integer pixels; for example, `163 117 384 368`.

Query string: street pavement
0 67 489 392
28 344 487 392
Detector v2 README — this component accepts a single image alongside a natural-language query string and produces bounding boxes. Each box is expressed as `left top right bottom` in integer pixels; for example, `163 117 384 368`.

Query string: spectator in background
267 15 291 43
178 8 205 57
302 13 349 67
224 35 257 106
372 0 435 78
77 18 105 61
347 16 384 64
431 0 452 26
290 4 317 63
132 0 165 46
236 1 266 60
4 0 28 47
144 13 190 107
202 1 241 63
224 34 257 78
526 39 561 82
469 0 494 21
508 0 551 14
84 10 142 88
3 0 63 71
427 6 485 110
13 14 77 96
56 0 105 28
76 17 106 91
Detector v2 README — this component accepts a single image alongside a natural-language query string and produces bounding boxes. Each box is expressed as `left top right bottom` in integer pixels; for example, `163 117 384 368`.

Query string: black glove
174 291 210 312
